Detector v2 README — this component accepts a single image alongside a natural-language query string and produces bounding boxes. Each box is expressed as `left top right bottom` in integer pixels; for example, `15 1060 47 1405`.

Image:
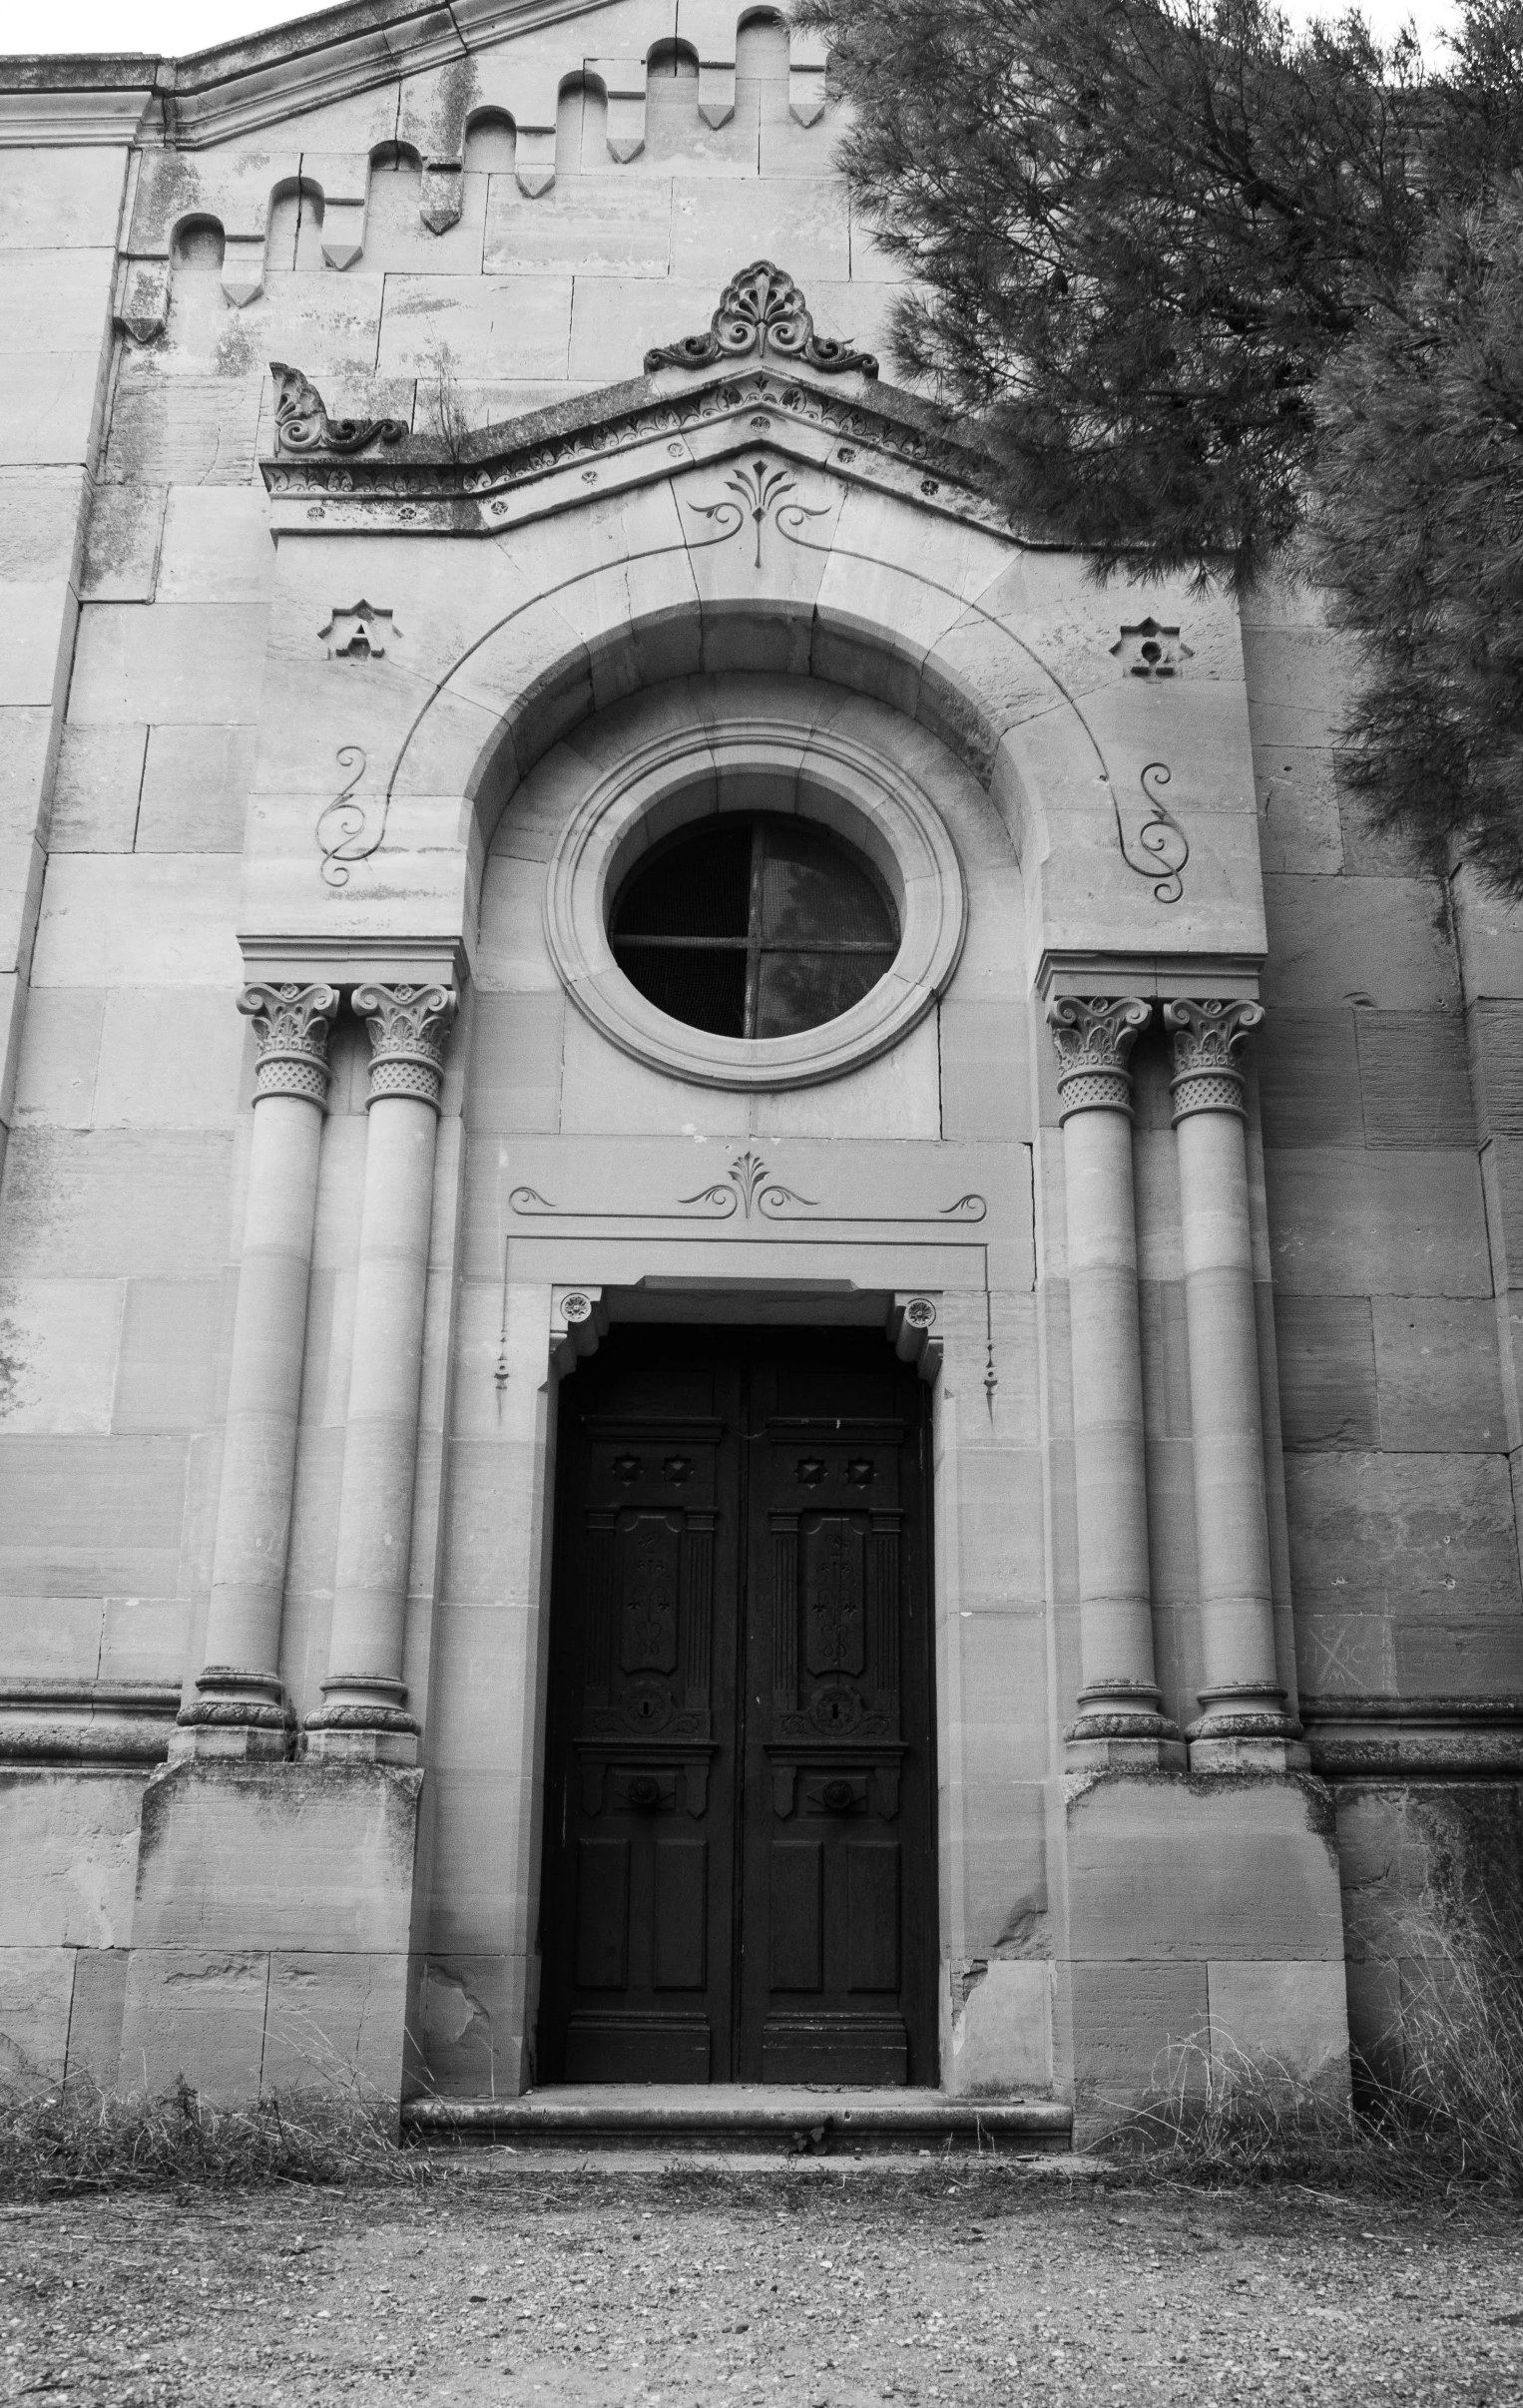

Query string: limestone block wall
1244 578 1523 2072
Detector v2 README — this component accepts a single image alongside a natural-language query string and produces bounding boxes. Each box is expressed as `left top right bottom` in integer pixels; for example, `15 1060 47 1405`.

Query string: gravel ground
2 2157 1521 2407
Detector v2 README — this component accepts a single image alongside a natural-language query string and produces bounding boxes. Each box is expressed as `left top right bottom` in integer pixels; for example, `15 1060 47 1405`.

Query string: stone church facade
0 0 1518 2136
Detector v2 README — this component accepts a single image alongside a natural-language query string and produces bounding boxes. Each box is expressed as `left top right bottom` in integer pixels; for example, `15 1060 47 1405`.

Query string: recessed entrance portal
537 1326 937 2087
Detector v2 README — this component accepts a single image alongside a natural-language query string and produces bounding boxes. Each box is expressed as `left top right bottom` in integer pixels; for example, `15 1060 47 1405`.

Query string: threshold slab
401 2084 1073 2154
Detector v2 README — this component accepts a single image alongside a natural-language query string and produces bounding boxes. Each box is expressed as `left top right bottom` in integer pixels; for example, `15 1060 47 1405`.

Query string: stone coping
404 2085 1073 2154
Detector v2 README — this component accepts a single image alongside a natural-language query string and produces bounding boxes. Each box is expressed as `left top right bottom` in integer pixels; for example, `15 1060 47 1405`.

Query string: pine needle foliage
1314 192 1523 898
797 0 1523 891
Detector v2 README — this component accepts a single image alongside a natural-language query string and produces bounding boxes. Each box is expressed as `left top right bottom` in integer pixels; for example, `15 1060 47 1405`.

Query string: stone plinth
118 1759 422 2107
1053 1768 1350 2140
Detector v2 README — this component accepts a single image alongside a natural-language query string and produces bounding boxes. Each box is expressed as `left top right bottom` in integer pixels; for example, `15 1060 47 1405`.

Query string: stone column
1164 998 1299 1767
1048 997 1182 1766
176 983 340 1758
305 983 457 1764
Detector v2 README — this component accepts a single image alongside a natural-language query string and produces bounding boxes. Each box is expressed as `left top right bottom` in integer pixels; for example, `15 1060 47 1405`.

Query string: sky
11 0 1466 57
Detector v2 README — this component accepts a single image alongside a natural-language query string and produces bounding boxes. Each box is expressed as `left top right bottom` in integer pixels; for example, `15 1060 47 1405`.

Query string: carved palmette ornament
239 982 341 1105
645 259 879 378
353 982 458 1109
269 361 407 456
1163 997 1265 1121
1046 995 1152 1120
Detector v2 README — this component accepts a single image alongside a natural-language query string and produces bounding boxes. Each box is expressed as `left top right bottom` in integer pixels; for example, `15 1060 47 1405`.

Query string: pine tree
797 0 1523 891
1314 191 1523 897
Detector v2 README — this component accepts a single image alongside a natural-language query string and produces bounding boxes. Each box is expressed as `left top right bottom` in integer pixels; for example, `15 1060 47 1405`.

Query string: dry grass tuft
1115 1886 1523 2198
0 2079 432 2199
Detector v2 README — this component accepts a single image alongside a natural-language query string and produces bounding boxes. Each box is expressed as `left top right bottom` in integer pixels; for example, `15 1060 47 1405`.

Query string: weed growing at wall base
0 2079 435 2198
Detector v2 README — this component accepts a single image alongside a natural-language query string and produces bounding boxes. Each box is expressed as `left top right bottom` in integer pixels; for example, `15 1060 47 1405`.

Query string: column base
305 1723 419 1767
1188 1692 1306 1773
172 1668 293 1762
1189 1731 1309 1773
1065 1695 1186 1772
1066 1731 1190 1772
304 1698 420 1768
169 1720 292 1763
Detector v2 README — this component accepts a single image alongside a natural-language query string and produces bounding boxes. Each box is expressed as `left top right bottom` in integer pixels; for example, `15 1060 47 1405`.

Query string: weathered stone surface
1272 1292 1378 1450
49 722 147 852
1263 1149 1490 1296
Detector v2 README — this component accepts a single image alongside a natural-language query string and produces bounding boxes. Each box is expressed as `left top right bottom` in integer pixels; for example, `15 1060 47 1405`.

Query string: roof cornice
0 0 627 149
259 357 1042 549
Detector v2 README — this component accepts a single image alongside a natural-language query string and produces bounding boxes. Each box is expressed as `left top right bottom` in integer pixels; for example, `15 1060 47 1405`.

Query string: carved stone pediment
262 359 1021 545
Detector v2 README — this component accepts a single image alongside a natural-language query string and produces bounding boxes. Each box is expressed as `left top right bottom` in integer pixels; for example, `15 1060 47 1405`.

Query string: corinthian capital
239 982 341 1106
1046 995 1152 1121
353 982 458 1110
1163 997 1265 1122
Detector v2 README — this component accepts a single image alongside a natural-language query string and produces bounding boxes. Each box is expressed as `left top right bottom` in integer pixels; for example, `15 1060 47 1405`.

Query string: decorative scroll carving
269 361 407 456
316 742 389 887
685 454 832 570
804 1517 865 1678
645 260 879 378
1116 761 1190 904
239 981 340 1106
352 982 458 1111
1046 995 1152 1121
512 1153 986 1227
1163 997 1265 1122
621 1516 681 1675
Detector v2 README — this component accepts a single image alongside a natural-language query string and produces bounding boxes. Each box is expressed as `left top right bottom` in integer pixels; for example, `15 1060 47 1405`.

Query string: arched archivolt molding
292 454 1260 967
375 541 1176 950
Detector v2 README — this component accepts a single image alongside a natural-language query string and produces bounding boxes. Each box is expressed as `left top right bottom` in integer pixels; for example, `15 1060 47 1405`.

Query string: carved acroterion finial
269 362 407 457
644 260 879 378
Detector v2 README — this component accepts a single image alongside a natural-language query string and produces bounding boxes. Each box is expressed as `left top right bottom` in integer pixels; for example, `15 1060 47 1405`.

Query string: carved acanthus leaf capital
353 982 458 1110
1047 995 1152 1120
239 982 341 1105
1163 997 1264 1121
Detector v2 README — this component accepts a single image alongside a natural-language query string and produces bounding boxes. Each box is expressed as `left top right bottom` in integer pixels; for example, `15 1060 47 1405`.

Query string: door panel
539 1329 935 2086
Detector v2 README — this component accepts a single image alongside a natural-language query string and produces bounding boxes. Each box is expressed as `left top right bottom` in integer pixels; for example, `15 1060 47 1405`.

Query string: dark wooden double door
538 1327 936 2086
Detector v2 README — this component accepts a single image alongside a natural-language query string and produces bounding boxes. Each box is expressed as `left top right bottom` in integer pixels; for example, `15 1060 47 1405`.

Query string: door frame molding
470 1255 991 2096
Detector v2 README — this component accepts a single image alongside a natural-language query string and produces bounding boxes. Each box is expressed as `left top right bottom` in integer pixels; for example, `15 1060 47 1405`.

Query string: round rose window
608 813 900 1040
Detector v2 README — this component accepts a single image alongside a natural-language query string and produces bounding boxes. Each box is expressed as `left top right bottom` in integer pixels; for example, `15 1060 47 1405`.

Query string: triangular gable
260 259 1038 546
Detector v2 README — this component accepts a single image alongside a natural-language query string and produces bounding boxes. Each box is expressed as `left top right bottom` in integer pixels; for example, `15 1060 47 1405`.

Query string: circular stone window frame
543 706 968 1090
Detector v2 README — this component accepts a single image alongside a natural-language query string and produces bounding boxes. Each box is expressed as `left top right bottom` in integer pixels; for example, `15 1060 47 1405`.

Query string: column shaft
176 983 338 1757
307 983 456 1763
1165 999 1299 1766
1049 996 1181 1766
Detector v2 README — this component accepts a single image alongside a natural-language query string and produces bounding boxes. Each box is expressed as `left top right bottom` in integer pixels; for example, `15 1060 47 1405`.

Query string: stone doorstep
402 2085 1073 2156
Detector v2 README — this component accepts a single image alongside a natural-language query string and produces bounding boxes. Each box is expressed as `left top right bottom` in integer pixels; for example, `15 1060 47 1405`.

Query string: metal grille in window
610 814 900 1039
